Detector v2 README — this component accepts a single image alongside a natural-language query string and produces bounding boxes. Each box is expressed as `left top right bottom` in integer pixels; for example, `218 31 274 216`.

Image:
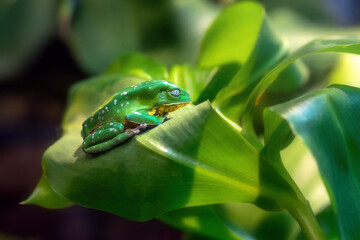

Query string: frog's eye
169 89 181 97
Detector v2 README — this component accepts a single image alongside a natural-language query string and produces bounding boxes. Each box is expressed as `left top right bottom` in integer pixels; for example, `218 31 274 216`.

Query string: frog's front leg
125 110 166 125
82 122 146 154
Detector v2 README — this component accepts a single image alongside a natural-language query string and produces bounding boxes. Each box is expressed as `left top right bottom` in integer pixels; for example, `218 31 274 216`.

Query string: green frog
81 80 191 154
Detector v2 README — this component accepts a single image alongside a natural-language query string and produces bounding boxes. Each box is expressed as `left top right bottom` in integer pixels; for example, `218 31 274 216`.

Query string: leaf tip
23 175 74 209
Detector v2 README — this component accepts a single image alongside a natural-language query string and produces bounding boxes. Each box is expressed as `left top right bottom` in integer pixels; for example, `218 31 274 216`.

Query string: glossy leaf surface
197 1 306 124
265 85 360 239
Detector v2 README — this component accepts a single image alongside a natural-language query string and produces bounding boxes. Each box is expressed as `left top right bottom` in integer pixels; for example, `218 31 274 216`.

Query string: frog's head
150 80 191 116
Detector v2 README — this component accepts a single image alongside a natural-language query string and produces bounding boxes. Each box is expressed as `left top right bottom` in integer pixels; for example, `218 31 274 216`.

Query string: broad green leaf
21 174 73 209
198 2 266 68
31 73 264 220
197 1 306 125
265 85 360 239
242 37 360 137
0 0 56 79
105 53 168 80
42 101 261 221
162 134 330 240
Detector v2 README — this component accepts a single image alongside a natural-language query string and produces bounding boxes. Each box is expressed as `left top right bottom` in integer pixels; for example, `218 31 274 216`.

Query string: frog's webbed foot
129 123 148 135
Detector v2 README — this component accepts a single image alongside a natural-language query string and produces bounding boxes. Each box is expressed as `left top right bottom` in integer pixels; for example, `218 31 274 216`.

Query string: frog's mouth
148 102 189 117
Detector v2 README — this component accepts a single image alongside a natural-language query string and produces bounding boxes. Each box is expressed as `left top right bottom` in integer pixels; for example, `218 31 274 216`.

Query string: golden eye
170 89 181 97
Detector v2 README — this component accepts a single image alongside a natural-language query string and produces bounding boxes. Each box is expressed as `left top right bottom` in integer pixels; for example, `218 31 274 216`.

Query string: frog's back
81 87 133 136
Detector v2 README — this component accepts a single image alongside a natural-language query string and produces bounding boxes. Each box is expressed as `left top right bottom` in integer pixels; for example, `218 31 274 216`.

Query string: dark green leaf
265 85 360 239
195 63 240 104
197 1 307 128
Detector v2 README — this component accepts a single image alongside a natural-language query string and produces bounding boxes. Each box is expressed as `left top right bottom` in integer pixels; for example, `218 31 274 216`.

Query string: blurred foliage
258 0 333 24
59 0 220 74
0 0 58 80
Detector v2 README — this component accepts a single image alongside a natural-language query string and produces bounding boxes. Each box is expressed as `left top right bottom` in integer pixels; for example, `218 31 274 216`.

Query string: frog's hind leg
83 122 124 154
82 122 147 154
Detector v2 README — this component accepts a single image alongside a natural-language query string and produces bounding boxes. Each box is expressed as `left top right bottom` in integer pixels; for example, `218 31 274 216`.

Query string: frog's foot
129 123 148 136
137 123 148 130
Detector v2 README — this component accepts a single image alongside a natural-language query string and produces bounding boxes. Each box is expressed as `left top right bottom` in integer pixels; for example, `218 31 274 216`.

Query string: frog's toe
130 129 141 136
139 123 147 129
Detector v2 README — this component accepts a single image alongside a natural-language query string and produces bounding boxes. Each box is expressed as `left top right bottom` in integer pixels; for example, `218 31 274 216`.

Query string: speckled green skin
81 80 191 154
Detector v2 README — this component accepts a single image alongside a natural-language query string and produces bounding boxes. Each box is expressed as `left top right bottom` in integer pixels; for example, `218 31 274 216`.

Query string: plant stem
285 200 326 240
